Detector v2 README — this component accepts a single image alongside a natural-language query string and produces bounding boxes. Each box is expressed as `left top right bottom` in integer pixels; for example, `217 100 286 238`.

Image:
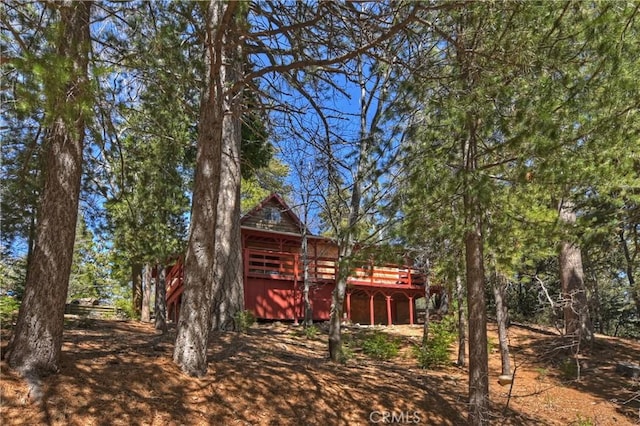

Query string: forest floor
1 318 639 425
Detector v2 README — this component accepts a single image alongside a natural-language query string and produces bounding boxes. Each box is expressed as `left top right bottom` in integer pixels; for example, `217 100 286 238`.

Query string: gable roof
240 193 308 234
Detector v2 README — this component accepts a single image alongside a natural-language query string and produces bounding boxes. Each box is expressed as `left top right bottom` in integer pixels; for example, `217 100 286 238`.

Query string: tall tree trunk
422 259 431 347
328 55 372 362
25 202 37 287
329 251 350 362
619 229 640 316
211 78 244 331
5 1 92 376
155 264 167 333
141 263 152 322
173 0 239 376
456 10 489 418
592 273 604 334
462 104 489 423
558 200 594 343
465 226 489 425
493 272 511 376
584 251 604 334
211 116 244 330
456 273 467 367
132 263 142 318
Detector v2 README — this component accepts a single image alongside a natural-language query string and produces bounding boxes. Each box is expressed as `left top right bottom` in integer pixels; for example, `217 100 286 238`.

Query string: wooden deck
164 195 435 325
165 249 430 324
244 248 425 289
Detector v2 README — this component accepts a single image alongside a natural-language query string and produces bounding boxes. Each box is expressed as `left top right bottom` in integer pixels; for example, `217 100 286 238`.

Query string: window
263 207 281 223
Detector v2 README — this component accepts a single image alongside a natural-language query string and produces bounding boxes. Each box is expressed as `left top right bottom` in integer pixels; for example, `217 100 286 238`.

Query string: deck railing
65 304 118 318
244 248 424 288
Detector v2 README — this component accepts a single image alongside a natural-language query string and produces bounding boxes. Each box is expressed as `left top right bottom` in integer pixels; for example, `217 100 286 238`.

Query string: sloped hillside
1 320 639 425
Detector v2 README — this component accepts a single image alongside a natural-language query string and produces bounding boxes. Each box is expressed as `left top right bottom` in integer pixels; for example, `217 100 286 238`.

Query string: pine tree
5 1 93 376
68 215 113 302
172 0 243 376
395 2 639 421
0 1 50 285
173 0 422 374
102 1 194 319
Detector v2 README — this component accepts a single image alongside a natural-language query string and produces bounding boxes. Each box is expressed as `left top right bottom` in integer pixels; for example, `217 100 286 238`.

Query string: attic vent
263 206 281 223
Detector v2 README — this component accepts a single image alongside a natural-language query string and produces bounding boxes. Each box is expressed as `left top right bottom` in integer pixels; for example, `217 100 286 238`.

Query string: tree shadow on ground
203 326 468 425
514 326 640 423
1 320 188 426
206 324 558 425
1 320 621 425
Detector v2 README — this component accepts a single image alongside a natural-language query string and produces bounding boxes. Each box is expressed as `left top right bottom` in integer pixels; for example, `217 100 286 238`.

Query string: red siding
245 278 297 320
310 283 333 321
244 277 335 321
167 195 437 324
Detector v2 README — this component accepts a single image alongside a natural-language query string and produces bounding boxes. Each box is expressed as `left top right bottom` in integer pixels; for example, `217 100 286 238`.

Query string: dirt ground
1 319 639 425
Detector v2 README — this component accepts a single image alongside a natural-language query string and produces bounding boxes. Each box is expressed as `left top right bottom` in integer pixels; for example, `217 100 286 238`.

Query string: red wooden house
166 194 438 325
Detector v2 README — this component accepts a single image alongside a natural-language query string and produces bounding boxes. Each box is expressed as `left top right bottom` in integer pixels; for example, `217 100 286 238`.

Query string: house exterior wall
309 283 334 320
243 276 335 321
245 277 297 320
168 194 432 325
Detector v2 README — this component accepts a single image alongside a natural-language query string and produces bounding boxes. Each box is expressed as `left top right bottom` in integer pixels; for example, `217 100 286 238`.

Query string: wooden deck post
346 292 352 322
408 296 414 325
243 248 249 312
386 295 392 326
369 293 375 326
293 253 299 325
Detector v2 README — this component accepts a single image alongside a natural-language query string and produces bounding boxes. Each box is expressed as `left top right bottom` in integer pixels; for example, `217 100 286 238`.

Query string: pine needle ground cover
1 320 639 425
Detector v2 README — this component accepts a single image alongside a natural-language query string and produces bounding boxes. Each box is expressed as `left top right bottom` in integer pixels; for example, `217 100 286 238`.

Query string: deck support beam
346 292 352 322
408 296 414 325
293 253 299 325
369 294 375 326
385 296 393 325
386 295 392 326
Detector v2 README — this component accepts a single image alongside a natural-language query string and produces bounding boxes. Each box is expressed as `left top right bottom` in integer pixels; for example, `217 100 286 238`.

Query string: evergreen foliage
0 2 48 259
0 255 28 301
68 216 114 302
391 2 639 422
414 316 457 369
1 2 638 417
0 296 20 324
360 331 401 361
394 0 640 336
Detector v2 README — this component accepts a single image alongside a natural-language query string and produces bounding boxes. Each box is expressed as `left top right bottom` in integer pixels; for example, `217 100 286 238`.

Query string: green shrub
0 296 20 325
559 357 578 380
535 367 549 381
306 324 321 338
234 310 256 333
114 298 136 319
340 345 355 363
361 331 400 360
572 414 595 426
487 337 497 354
295 324 320 339
414 317 456 369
